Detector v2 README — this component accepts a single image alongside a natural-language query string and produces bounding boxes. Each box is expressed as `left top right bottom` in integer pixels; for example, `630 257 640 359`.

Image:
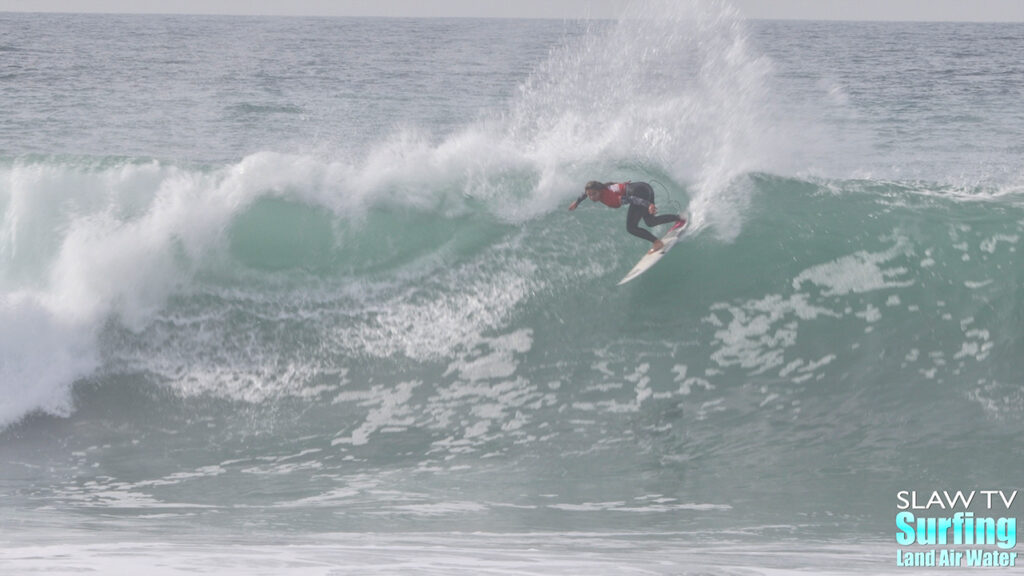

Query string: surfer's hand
648 203 657 215
568 201 578 211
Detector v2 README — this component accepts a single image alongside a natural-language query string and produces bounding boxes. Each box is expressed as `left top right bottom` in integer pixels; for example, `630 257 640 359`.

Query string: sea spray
503 0 778 238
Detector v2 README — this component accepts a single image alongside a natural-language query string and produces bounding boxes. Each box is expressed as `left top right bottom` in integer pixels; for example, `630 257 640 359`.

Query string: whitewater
2 2 1023 574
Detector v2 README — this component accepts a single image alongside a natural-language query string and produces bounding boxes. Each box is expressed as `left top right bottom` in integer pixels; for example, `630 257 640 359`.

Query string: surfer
568 181 685 252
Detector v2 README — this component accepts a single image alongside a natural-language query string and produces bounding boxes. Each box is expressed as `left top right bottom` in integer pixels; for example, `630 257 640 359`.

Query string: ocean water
2 2 1024 573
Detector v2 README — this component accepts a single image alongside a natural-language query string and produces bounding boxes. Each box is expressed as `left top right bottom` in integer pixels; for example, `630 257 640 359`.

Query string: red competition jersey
593 183 629 208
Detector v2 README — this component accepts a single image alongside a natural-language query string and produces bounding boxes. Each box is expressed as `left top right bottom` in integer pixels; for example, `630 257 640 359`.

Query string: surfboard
617 217 689 286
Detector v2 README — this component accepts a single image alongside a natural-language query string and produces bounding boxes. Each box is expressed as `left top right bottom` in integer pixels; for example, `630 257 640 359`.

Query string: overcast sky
1 0 1023 22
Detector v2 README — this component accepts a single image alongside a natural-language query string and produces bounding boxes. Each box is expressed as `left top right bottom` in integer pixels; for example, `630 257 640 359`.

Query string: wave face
1 1 782 431
2 4 1024 572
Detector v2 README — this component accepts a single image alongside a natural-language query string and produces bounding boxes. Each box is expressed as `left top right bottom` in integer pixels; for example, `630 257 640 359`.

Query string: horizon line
1 8 1023 23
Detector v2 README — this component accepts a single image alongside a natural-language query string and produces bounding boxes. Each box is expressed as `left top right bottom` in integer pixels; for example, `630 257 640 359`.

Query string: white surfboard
617 217 689 286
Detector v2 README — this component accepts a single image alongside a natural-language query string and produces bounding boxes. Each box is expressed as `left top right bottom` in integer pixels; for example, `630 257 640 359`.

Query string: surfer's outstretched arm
568 192 587 211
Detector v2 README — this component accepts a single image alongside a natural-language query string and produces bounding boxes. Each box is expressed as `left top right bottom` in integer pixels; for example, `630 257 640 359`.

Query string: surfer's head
584 181 606 200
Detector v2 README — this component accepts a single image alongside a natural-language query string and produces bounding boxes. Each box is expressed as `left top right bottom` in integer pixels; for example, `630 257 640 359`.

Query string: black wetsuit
622 182 680 243
575 181 682 243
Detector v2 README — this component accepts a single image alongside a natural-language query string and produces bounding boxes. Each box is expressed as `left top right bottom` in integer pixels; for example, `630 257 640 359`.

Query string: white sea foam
0 533 903 576
0 293 97 425
792 241 915 296
0 151 551 425
0 159 267 426
332 381 420 447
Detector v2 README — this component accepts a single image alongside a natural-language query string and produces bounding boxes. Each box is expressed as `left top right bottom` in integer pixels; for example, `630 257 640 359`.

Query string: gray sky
1 0 1023 22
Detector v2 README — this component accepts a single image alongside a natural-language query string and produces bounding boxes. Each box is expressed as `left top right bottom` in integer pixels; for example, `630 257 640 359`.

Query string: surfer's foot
650 240 665 253
672 218 686 230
